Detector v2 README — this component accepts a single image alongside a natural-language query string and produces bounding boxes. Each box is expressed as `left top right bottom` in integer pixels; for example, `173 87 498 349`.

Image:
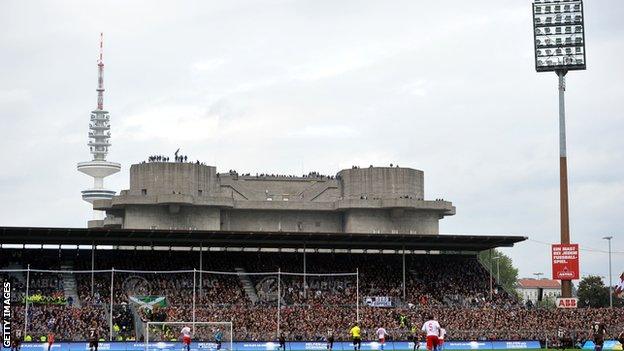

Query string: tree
577 275 609 308
478 249 519 295
536 295 556 309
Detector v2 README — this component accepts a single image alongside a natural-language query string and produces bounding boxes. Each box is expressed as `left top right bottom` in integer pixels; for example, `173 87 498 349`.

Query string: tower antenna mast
77 33 121 225
97 32 105 111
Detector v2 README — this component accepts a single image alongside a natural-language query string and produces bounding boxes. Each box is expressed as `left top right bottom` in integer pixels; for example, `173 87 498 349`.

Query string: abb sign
552 244 580 280
556 297 578 308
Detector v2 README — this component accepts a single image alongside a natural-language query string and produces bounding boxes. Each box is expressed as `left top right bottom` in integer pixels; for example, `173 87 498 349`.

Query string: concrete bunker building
91 162 455 234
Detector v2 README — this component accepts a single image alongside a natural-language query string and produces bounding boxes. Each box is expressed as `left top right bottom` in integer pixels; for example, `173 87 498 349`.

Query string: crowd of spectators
141 158 337 180
351 164 401 169
139 305 624 343
144 153 205 165
147 155 170 162
2 249 623 343
8 305 108 341
220 171 334 180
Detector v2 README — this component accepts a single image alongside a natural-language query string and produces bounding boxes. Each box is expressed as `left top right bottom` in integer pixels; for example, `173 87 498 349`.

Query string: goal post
145 321 233 351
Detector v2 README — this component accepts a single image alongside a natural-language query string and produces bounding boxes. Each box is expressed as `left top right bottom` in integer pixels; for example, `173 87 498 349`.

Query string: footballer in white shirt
180 326 192 351
421 315 441 351
376 327 388 350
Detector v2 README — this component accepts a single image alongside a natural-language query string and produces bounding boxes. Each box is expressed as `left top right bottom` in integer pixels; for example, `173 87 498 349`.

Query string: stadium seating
1 249 622 343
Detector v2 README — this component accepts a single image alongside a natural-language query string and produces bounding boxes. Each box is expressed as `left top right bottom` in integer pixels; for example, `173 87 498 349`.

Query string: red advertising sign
552 244 580 280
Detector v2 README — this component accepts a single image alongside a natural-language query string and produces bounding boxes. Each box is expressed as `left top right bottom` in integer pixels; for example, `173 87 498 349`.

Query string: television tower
77 33 121 222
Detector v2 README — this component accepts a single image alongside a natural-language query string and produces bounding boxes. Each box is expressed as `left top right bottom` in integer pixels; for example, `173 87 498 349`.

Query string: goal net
145 321 233 351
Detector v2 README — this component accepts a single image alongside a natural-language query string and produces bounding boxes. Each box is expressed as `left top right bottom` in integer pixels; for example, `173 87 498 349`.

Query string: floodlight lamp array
533 0 586 72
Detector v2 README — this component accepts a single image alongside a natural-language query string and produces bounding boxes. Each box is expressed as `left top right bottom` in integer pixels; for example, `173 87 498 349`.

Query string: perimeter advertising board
556 297 578 308
6 341 545 351
552 244 580 280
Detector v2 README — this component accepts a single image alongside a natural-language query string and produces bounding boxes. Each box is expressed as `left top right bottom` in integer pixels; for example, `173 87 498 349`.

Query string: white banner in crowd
364 296 393 307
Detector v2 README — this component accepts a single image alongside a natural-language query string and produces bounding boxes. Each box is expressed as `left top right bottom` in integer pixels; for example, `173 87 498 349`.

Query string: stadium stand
1 249 622 344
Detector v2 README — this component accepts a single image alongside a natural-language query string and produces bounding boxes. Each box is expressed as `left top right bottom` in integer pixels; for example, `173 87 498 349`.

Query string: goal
145 321 233 351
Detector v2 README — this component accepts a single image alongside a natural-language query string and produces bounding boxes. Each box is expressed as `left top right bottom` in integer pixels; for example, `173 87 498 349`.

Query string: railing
0 268 359 342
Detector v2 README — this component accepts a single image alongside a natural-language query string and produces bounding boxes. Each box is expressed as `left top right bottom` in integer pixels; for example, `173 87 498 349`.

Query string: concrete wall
129 163 218 196
221 210 343 232
123 205 220 230
343 209 438 234
218 176 340 202
101 163 451 234
338 167 424 200
120 205 438 234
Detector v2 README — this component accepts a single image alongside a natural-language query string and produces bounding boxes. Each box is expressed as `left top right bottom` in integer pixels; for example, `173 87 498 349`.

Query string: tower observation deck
77 33 121 221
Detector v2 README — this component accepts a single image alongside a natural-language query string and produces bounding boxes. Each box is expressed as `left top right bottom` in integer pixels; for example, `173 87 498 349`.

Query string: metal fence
0 267 359 341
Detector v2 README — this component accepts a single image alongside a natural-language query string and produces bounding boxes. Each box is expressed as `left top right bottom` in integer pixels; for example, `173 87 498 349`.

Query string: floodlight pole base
556 69 573 298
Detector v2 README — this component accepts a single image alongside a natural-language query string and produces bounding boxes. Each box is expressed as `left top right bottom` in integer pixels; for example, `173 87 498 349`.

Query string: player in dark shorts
410 325 421 351
349 323 362 351
88 321 99 351
326 330 334 351
214 328 223 351
617 331 624 347
352 337 362 351
591 321 607 351
10 330 22 351
278 332 286 351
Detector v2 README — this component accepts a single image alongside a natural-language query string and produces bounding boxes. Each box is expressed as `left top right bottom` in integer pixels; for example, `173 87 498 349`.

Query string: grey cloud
0 0 623 279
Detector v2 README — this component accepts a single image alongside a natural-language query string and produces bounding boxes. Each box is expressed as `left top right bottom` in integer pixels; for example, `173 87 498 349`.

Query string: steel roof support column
91 243 95 297
303 244 307 299
109 268 114 341
489 250 493 300
402 247 406 301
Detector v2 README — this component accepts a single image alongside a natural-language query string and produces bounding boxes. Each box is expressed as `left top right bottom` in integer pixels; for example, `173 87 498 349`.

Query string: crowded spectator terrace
141 153 336 179
144 154 206 165
3 249 622 343
140 158 424 180
221 171 335 180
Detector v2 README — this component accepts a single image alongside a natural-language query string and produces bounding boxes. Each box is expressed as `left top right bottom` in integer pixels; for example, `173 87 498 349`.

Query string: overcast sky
0 0 622 280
